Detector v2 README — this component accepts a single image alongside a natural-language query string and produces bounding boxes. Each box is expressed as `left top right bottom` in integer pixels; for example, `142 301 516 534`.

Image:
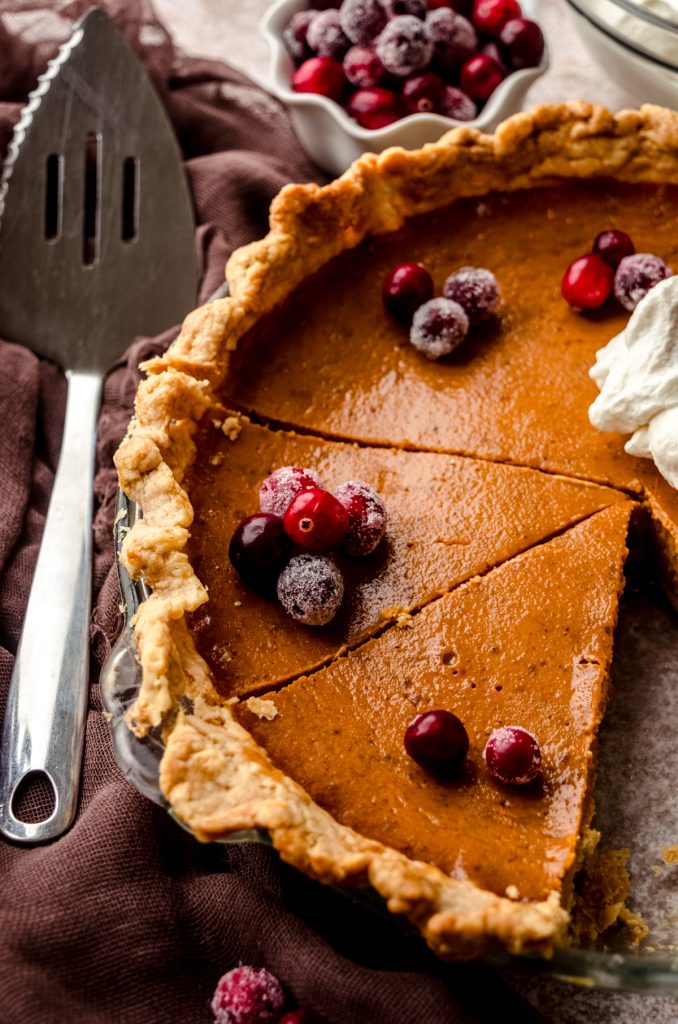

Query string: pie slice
162 503 633 957
186 414 628 697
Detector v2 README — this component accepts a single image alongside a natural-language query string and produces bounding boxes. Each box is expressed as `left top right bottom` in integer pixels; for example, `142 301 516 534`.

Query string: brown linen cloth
0 4 547 1022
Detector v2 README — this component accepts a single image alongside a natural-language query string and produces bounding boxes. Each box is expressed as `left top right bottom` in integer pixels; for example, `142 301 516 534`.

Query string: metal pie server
0 9 198 843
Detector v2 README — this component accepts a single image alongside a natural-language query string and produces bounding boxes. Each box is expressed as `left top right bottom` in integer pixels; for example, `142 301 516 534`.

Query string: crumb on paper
244 696 278 721
222 416 242 441
505 885 520 900
101 710 112 723
651 865 664 875
662 845 678 865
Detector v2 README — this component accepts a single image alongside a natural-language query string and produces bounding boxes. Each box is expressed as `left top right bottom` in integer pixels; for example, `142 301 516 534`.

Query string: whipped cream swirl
589 276 678 490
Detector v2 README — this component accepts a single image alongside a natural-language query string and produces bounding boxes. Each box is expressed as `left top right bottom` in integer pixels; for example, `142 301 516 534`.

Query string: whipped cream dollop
589 276 678 490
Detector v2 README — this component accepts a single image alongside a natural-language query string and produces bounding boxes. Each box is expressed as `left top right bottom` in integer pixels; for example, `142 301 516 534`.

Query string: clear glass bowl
101 489 678 992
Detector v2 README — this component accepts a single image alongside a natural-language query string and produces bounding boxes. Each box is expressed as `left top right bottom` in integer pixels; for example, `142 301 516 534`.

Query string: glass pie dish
102 481 678 992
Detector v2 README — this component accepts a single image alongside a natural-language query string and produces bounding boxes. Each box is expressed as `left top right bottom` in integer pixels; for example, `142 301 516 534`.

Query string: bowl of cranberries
263 0 548 175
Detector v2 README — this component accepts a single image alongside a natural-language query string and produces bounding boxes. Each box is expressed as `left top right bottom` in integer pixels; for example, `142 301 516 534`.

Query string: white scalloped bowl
262 0 549 176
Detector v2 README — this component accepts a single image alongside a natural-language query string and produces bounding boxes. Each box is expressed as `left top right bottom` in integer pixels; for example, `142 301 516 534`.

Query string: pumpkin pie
114 103 678 960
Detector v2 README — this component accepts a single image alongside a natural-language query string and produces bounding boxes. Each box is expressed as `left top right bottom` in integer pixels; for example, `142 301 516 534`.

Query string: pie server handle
0 371 101 843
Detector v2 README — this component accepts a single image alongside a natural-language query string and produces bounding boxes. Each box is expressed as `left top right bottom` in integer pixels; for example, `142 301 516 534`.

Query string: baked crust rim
113 102 678 960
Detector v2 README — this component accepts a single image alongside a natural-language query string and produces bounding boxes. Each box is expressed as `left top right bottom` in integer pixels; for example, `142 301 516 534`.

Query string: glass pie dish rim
100 488 678 993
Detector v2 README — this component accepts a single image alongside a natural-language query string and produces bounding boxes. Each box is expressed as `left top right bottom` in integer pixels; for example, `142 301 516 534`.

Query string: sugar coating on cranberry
376 15 434 77
426 8 478 71
484 725 542 785
443 266 499 323
307 9 351 59
211 966 285 1024
614 253 673 312
277 554 344 626
593 229 635 268
344 45 389 87
440 84 477 121
334 480 387 556
292 56 347 101
283 10 318 64
260 465 323 517
402 72 445 114
404 709 469 773
341 0 387 45
410 297 469 360
283 488 350 551
347 86 401 128
385 0 428 17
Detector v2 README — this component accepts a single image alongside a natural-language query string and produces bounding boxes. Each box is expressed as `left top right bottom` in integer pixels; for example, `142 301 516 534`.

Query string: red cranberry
293 57 347 101
385 0 428 16
440 84 477 120
283 488 349 551
405 710 469 773
382 262 434 323
460 54 504 100
499 17 545 68
410 296 469 359
211 967 285 1024
593 229 635 268
480 40 508 72
260 465 323 517
443 266 499 323
375 15 434 77
402 72 445 113
277 554 344 626
614 253 673 311
228 514 291 591
344 45 389 87
340 0 387 45
307 9 351 59
283 10 318 64
426 8 478 72
484 726 541 785
347 86 402 128
279 1012 324 1024
334 480 387 556
472 0 522 36
561 254 613 310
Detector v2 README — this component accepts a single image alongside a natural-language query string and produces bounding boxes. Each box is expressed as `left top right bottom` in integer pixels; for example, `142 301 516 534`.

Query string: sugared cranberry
499 17 544 68
472 0 522 36
614 253 673 311
402 72 445 113
283 10 318 64
334 480 387 556
340 0 387 45
277 554 344 626
344 45 389 87
211 966 285 1024
292 56 347 101
443 266 499 323
347 87 401 128
404 710 469 773
410 296 469 359
386 0 428 17
561 253 613 310
484 725 542 785
426 8 478 72
375 15 434 77
283 488 349 551
228 514 291 591
480 40 508 72
460 54 504 100
440 84 477 120
307 9 351 59
593 229 635 268
260 465 323 517
382 262 434 322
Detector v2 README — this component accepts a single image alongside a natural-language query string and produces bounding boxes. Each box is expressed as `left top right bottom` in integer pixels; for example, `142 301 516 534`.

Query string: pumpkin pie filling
186 414 629 698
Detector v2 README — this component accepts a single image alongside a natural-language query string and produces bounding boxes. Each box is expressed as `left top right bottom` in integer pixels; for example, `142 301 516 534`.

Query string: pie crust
114 102 678 960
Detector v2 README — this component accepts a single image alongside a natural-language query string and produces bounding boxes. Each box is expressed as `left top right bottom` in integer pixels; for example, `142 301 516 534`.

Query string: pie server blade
0 9 198 843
